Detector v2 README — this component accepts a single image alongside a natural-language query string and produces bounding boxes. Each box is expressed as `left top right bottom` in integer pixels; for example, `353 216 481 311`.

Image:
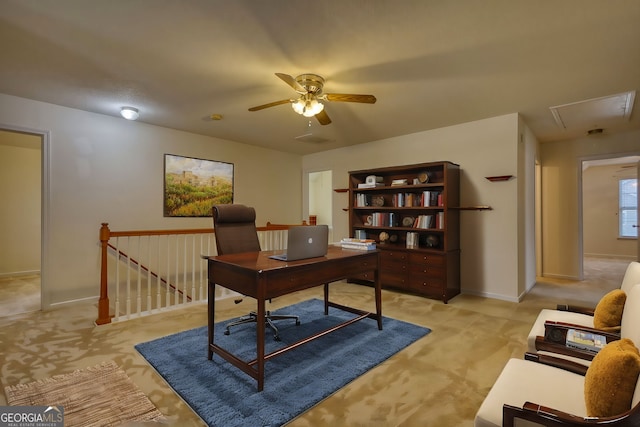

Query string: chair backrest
621 284 640 350
621 262 640 294
212 204 261 255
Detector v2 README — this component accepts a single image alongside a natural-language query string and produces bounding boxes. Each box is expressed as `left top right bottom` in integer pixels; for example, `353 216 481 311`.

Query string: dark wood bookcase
348 161 460 303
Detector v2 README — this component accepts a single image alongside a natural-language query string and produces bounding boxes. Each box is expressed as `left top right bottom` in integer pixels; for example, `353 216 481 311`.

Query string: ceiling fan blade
275 73 306 93
325 93 377 104
248 99 291 111
315 109 332 125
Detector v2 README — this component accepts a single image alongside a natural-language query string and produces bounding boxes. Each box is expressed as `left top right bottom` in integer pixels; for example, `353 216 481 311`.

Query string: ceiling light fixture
291 94 324 118
120 106 139 120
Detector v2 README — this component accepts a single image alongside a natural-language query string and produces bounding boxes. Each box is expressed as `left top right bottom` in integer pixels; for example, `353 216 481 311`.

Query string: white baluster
115 237 121 322
146 235 152 314
126 236 131 319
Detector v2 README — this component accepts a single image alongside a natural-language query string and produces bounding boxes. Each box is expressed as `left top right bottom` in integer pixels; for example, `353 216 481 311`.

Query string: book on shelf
406 232 419 248
393 192 421 207
391 179 408 186
370 212 390 226
357 182 384 189
355 193 371 207
565 329 607 353
421 191 441 207
340 238 376 251
413 214 434 229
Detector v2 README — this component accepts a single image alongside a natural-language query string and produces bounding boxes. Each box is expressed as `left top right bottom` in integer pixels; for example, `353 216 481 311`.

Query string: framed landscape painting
164 154 234 217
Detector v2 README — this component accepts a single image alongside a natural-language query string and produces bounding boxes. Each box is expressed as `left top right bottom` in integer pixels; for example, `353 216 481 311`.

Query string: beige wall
5 88 635 305
303 113 533 302
0 136 41 276
0 93 303 307
583 163 637 259
518 118 539 297
540 129 640 279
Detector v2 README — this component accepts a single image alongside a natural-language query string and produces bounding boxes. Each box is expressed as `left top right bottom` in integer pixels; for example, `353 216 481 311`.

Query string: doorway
308 170 333 242
580 154 640 280
0 128 44 316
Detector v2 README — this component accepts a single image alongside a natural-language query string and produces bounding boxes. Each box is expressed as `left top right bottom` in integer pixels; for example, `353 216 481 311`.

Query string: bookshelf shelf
348 161 460 303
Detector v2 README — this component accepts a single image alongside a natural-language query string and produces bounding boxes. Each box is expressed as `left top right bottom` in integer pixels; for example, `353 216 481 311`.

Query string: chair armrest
504 401 639 426
556 304 596 316
503 403 593 427
524 352 589 376
535 336 596 362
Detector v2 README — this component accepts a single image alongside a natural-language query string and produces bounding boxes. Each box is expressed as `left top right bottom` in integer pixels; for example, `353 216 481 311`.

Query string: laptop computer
269 225 329 261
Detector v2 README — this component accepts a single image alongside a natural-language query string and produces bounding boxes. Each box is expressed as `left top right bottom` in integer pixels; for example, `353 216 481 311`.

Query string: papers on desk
340 238 377 251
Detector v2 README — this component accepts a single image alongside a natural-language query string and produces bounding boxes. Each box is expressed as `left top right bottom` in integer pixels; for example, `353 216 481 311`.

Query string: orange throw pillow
584 338 640 417
593 289 626 330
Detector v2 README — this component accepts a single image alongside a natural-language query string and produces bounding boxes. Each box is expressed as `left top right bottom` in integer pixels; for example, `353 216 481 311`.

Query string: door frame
0 123 50 310
578 152 640 278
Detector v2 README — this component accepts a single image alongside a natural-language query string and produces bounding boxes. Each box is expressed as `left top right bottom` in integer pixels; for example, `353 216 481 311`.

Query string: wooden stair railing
97 221 308 325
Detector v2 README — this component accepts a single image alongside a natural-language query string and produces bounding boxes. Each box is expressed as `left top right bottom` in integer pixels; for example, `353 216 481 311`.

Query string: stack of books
357 182 384 189
340 238 377 251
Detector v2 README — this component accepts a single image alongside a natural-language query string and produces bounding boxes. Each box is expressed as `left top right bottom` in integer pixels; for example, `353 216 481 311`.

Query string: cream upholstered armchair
474 284 640 427
526 261 640 355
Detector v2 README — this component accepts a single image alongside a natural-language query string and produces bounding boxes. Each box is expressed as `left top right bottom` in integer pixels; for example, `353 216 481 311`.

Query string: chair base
224 311 300 341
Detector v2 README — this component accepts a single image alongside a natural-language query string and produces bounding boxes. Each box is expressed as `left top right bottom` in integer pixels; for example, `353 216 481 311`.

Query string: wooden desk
207 246 382 391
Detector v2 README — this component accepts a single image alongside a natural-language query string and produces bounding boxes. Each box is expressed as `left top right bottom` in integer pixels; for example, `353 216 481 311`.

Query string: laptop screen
270 225 329 261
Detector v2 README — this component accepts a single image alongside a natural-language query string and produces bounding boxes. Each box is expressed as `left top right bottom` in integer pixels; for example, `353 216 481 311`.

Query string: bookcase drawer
380 270 408 287
409 264 446 279
409 253 445 266
380 250 408 267
408 276 445 292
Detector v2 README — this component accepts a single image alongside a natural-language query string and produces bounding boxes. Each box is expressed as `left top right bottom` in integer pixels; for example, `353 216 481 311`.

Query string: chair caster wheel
274 336 281 342
295 320 301 326
224 330 230 335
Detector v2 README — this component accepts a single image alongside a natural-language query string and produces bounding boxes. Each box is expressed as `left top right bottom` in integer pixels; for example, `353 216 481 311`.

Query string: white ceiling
1 0 639 155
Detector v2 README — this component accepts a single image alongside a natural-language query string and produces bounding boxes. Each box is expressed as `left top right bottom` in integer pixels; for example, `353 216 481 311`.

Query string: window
619 178 638 238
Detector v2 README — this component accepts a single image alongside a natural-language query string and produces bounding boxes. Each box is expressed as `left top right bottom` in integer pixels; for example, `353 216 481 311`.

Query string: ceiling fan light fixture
291 94 324 117
292 98 305 114
303 99 324 117
120 106 139 120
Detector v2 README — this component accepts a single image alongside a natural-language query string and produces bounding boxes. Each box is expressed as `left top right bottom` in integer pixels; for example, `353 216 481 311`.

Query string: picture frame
163 154 234 217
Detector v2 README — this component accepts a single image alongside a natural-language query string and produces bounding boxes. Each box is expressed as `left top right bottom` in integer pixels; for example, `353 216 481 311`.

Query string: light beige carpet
5 360 165 427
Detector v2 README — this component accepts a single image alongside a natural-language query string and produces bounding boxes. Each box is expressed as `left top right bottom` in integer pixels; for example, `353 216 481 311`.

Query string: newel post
96 222 112 325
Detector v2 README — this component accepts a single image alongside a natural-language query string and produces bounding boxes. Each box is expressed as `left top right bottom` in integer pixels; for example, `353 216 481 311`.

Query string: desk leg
256 278 266 391
323 283 329 315
208 281 215 360
374 270 383 330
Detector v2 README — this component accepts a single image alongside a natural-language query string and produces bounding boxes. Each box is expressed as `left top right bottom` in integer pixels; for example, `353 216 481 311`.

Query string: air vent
550 91 635 129
294 133 331 144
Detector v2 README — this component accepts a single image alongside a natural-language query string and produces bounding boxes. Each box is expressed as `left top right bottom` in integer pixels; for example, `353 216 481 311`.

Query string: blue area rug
135 298 431 427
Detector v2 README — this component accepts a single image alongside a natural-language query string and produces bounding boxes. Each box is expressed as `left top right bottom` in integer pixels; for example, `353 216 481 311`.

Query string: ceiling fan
248 73 376 125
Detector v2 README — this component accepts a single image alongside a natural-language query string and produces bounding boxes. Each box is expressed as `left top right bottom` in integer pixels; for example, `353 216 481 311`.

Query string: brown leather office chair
212 204 299 341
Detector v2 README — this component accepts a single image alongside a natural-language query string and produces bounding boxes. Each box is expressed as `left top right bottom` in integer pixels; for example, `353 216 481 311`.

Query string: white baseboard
0 270 40 279
461 289 520 303
584 253 637 261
